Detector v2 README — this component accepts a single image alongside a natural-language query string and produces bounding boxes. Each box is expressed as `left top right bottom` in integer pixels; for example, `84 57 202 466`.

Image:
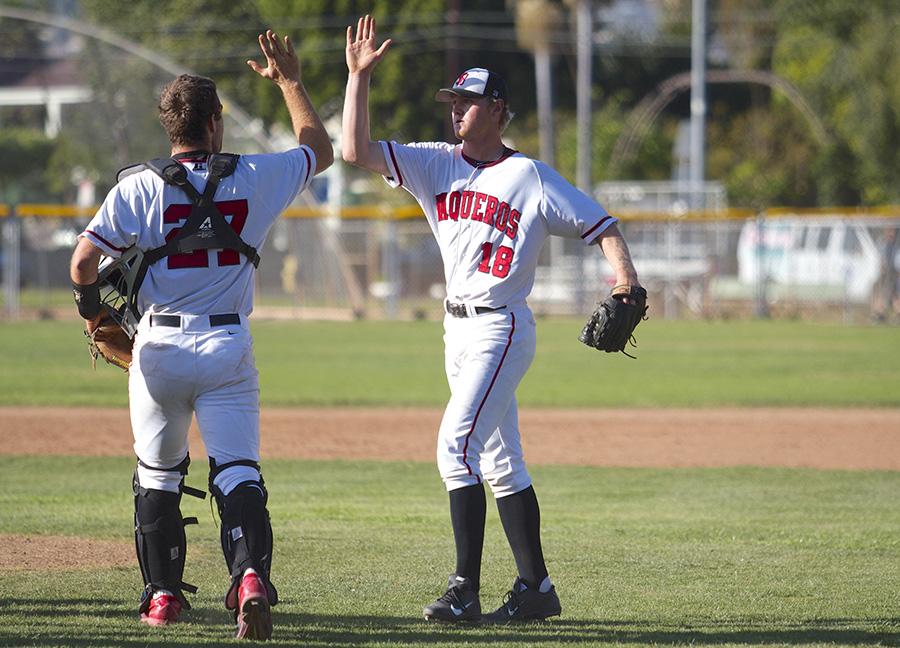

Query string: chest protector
141 153 260 268
104 154 261 332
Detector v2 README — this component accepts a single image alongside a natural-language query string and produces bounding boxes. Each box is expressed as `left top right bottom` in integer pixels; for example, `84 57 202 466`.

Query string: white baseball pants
437 304 537 498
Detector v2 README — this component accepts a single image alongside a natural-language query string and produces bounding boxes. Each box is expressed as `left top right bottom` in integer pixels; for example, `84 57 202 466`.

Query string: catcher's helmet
97 245 145 339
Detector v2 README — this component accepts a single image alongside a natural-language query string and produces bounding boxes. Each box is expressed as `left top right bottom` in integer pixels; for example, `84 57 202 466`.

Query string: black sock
496 485 548 590
448 483 486 591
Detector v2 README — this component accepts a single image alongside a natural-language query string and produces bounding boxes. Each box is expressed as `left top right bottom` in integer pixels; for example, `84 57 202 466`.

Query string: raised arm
248 29 333 173
342 15 392 175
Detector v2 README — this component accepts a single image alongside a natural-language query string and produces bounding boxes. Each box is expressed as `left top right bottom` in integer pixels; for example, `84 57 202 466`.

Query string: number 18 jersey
381 141 617 307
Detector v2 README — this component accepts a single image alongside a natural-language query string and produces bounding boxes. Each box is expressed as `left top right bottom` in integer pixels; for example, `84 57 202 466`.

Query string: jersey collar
461 146 518 169
172 150 211 163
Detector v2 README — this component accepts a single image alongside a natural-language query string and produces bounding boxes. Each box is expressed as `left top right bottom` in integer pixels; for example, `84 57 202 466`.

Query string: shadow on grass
1 599 898 646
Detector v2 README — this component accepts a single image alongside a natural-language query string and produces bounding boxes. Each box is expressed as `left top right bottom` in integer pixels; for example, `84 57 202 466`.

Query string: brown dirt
2 406 899 469
0 534 133 571
2 405 898 571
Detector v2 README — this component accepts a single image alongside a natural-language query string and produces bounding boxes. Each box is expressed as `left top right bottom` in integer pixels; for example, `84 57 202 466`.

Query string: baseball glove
579 285 648 357
85 306 134 372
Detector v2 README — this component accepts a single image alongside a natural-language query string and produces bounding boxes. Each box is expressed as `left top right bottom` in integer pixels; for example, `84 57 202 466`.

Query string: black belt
149 313 241 327
445 302 507 318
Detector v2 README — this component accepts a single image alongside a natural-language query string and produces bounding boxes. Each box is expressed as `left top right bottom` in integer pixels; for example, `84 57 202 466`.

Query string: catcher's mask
97 245 144 339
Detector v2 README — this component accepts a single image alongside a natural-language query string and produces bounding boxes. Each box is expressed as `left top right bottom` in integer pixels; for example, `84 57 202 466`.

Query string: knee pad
213 464 262 496
209 459 277 610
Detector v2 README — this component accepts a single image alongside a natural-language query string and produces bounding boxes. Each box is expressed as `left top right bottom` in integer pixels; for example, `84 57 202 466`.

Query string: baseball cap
435 68 509 103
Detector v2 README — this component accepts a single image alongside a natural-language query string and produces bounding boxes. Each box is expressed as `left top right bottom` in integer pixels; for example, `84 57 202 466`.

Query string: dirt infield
2 406 899 470
3 406 899 570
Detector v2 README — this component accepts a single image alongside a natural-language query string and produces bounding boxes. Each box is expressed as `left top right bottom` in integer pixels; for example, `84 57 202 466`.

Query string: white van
735 217 889 302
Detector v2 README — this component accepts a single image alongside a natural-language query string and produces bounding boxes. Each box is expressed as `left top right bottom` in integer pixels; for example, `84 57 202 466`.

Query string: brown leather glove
85 306 134 372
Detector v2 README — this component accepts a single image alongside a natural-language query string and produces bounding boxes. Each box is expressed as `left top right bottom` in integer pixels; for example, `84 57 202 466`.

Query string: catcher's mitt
579 285 648 357
85 306 134 372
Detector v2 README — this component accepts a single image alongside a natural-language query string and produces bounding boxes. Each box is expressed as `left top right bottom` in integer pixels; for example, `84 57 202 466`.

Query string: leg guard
133 458 205 615
209 459 277 611
134 482 197 613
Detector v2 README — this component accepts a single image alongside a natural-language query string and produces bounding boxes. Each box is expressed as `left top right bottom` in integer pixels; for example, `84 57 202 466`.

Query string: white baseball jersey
381 139 618 498
82 146 316 316
380 141 617 307
81 146 315 495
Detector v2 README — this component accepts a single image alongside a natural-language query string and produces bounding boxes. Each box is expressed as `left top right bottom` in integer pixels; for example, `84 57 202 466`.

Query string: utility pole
445 0 461 141
574 0 593 312
575 0 592 194
514 0 559 166
535 46 555 167
689 0 707 206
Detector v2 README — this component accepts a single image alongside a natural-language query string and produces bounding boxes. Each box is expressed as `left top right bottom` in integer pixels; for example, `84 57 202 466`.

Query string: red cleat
235 571 272 640
140 591 182 626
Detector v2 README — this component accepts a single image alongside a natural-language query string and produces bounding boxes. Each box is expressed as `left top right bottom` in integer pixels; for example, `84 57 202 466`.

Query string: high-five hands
346 15 393 74
248 29 301 86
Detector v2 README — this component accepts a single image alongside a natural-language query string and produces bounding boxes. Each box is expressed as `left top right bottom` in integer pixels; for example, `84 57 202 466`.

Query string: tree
772 0 900 204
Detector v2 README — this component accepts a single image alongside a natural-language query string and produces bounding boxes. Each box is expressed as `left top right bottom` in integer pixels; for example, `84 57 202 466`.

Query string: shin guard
133 480 199 613
211 479 277 611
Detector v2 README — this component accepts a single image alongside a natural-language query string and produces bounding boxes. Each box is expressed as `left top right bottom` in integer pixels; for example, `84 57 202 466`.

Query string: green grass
1 456 899 647
1 318 899 407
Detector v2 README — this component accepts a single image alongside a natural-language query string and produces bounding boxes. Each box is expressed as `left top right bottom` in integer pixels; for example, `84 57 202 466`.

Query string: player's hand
346 14 392 75
248 29 301 86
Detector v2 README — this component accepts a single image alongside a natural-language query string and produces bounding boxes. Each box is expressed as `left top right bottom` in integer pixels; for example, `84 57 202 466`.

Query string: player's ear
492 99 505 126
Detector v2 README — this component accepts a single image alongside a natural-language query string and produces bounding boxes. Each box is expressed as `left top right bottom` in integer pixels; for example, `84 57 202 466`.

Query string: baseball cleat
423 574 482 622
235 571 272 640
140 591 182 626
482 577 561 623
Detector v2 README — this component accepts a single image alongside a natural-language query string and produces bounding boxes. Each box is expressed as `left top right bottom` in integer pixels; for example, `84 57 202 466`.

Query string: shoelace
438 585 464 605
501 588 520 612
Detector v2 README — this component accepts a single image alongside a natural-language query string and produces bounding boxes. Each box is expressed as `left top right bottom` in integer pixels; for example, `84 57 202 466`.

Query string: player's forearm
279 79 334 173
596 224 640 286
342 72 388 174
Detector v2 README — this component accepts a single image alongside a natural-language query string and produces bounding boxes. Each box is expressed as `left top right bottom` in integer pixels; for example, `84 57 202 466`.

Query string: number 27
477 242 514 278
162 199 248 269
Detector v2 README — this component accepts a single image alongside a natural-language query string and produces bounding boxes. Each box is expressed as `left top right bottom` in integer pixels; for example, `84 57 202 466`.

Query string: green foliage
0 129 55 202
2 0 898 205
2 318 900 407
1 456 899 646
706 106 817 208
772 0 900 205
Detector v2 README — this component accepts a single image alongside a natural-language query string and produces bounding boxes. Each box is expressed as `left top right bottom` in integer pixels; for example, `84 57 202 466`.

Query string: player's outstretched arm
342 14 392 175
248 29 333 173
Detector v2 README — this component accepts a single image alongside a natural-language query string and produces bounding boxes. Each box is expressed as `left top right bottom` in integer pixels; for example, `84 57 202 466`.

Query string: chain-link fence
2 201 898 323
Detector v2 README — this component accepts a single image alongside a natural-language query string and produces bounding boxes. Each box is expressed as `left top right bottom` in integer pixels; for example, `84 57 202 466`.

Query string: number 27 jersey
381 141 617 307
81 147 315 316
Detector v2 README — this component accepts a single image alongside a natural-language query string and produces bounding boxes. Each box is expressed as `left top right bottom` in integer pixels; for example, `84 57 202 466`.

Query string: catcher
69 28 333 641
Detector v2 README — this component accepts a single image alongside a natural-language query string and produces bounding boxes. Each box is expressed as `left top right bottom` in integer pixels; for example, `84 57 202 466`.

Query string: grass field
1 456 899 647
1 318 900 407
2 316 899 647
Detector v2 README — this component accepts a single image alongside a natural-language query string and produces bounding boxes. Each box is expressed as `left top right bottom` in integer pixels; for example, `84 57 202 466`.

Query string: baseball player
69 31 332 640
343 16 642 623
